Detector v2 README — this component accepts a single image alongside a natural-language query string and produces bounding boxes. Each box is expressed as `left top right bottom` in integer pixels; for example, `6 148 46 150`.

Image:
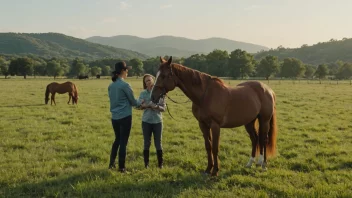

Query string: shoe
157 150 163 169
143 150 150 168
118 160 126 173
108 163 116 169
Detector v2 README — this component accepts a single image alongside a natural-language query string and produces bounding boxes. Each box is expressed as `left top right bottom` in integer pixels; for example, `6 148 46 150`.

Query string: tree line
1 49 352 80
0 55 144 79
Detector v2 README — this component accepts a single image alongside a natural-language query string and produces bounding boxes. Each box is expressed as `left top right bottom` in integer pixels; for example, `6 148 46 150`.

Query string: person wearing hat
108 61 143 173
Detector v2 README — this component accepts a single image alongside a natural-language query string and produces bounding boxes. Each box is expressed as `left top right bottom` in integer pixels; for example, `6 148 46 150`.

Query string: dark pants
142 122 162 151
109 115 132 168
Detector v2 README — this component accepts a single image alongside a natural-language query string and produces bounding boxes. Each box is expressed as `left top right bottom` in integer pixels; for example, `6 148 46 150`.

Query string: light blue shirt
108 78 141 120
138 89 166 124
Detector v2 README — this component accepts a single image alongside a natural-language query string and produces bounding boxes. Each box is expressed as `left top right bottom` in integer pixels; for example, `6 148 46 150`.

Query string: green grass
0 77 351 198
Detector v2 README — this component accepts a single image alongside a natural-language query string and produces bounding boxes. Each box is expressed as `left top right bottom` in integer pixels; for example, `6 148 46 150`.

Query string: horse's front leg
199 121 213 175
67 94 71 104
210 122 221 176
245 119 258 168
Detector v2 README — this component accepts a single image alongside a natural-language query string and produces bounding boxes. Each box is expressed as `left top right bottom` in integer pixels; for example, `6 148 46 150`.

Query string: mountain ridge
85 35 270 57
0 32 149 60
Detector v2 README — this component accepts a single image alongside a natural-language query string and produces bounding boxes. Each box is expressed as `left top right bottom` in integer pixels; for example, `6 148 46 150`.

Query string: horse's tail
267 92 277 158
45 84 50 100
72 83 79 103
73 84 78 97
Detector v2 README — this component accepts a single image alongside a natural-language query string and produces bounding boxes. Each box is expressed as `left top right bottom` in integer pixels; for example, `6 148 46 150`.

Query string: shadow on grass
2 169 218 198
0 104 45 108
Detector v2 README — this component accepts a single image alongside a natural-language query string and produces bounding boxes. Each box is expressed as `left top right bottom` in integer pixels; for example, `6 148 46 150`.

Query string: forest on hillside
1 33 352 80
0 33 148 61
255 38 352 65
1 48 352 80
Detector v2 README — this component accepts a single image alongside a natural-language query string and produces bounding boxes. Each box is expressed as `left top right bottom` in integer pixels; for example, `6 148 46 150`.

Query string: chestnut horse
151 56 277 176
45 81 79 105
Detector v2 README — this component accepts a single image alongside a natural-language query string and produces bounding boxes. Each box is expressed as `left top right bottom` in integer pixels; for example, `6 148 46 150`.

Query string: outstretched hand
138 101 159 110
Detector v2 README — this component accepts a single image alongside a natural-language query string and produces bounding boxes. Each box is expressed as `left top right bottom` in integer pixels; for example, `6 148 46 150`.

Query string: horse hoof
203 167 213 175
261 163 268 172
245 164 252 168
211 172 218 177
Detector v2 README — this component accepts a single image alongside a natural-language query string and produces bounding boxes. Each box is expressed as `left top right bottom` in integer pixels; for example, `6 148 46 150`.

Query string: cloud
101 17 117 24
160 4 172 9
120 1 131 10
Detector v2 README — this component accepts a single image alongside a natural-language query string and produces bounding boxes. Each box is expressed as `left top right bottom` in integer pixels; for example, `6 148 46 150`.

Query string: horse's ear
159 56 164 63
167 56 172 65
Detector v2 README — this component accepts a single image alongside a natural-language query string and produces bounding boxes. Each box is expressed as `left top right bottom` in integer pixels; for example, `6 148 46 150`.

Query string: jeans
142 122 162 151
109 115 132 168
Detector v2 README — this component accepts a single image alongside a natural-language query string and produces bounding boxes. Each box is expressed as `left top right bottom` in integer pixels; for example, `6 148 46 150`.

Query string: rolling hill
0 33 149 60
254 38 352 65
85 35 269 57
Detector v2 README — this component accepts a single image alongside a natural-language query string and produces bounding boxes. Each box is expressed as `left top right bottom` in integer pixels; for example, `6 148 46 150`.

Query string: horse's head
151 56 176 103
45 97 49 104
74 95 79 104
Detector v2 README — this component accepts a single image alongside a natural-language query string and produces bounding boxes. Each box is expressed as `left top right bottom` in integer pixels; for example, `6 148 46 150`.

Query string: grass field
1 77 352 198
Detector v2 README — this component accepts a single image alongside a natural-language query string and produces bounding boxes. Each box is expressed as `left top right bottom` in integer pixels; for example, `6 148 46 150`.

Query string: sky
1 0 352 49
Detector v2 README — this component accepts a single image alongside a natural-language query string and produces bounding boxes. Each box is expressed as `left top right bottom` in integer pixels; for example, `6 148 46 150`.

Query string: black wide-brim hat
112 61 132 74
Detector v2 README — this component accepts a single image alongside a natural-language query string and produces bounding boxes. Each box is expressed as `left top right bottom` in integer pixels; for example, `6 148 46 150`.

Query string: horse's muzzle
151 95 158 104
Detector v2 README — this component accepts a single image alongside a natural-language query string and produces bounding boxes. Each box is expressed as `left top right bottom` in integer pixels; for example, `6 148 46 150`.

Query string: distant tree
90 66 102 76
326 61 342 76
206 49 229 77
0 57 9 78
143 57 160 75
304 64 316 79
8 57 34 79
102 65 111 76
33 59 47 77
46 60 64 79
56 58 70 76
335 63 352 79
183 54 207 72
256 55 280 80
228 49 256 79
280 58 305 79
128 58 144 76
69 58 88 77
315 64 329 79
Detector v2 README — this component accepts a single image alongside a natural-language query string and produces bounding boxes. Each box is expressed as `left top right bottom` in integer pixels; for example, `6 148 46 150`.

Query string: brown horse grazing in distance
45 81 79 105
151 56 278 176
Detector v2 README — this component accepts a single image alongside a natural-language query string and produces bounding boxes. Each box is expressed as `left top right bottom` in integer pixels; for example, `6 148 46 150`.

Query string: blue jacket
108 78 141 120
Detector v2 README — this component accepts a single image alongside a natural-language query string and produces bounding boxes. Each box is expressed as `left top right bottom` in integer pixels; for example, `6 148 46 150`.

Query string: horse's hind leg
210 121 221 177
245 118 258 168
51 93 56 105
257 118 270 171
199 121 213 175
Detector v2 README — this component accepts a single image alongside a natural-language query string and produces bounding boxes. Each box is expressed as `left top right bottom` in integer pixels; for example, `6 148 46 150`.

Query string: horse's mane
171 63 227 87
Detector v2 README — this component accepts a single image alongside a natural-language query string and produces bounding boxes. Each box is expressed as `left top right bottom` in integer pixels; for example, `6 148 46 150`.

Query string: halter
153 64 212 120
152 63 177 100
